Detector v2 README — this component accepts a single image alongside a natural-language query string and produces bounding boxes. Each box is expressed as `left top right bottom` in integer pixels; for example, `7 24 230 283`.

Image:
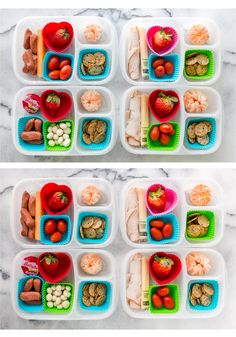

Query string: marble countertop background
0 8 236 162
0 168 236 329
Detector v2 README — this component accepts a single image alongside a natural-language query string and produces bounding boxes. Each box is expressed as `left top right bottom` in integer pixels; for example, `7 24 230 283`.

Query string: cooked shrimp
81 184 101 205
84 24 102 43
186 252 211 276
80 253 103 275
190 184 211 206
80 90 102 112
188 24 209 45
183 89 208 113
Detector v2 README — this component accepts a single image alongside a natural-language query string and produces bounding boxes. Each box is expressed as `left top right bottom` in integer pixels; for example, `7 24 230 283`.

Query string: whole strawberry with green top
54 27 71 47
153 29 173 49
40 253 59 276
48 191 69 212
152 255 174 279
45 92 61 115
154 92 178 117
148 186 166 212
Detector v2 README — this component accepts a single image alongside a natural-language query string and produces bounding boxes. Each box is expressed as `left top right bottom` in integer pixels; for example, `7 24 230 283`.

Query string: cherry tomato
150 126 160 141
159 123 174 135
48 56 60 71
152 58 164 69
157 286 170 297
50 231 62 242
150 227 163 241
163 295 175 309
162 223 173 238
44 219 56 235
60 65 72 80
59 58 71 69
160 133 170 145
57 219 67 233
164 61 174 75
170 128 176 136
154 65 165 78
150 219 164 229
152 293 163 309
49 70 60 80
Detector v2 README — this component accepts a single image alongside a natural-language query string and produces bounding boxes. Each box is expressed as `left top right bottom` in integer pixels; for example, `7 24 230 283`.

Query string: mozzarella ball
51 285 56 291
46 294 53 301
63 134 69 140
63 290 69 298
47 287 52 294
56 285 62 291
61 286 65 290
57 305 63 309
55 290 62 297
58 136 63 144
48 140 55 147
47 132 53 140
60 294 67 301
62 300 70 309
47 301 53 308
55 297 61 306
52 295 57 302
47 126 53 133
56 128 63 136
52 126 58 133
65 128 71 135
63 139 71 147
60 123 67 130
66 122 71 128
66 286 71 292
53 134 59 140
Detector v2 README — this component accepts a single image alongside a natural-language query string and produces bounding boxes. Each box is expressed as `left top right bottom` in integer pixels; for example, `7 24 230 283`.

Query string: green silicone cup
147 122 180 151
149 284 180 314
184 49 214 80
185 210 215 242
43 120 74 152
43 282 74 314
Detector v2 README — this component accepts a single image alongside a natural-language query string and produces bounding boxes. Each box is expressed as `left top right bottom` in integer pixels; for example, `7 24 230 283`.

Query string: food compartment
40 215 72 245
187 280 219 311
76 178 112 207
75 17 112 45
148 284 180 314
76 87 113 114
17 276 44 313
184 49 214 81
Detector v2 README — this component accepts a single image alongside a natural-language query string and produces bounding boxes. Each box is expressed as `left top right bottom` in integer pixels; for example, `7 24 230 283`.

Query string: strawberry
45 93 61 114
48 191 69 212
152 255 174 279
40 253 59 276
54 28 71 47
154 92 178 117
148 186 167 212
153 29 173 49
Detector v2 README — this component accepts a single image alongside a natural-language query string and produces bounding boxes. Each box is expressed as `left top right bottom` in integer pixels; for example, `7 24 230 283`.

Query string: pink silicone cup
146 26 179 56
145 183 178 216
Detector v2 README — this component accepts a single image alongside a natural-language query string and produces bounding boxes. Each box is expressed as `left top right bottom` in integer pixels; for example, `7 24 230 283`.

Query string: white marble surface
0 8 236 162
0 168 236 329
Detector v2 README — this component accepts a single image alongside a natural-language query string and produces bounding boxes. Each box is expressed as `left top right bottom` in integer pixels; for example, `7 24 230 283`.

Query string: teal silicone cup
77 212 109 244
188 280 219 311
17 276 44 313
42 51 74 82
78 49 110 80
18 116 45 151
40 215 72 245
79 281 112 312
147 213 179 244
148 53 180 82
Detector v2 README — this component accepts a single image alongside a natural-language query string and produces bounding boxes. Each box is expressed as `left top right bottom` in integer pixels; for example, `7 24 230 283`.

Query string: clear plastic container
12 249 117 320
11 177 117 248
13 16 118 85
121 178 224 248
120 17 221 86
121 248 225 319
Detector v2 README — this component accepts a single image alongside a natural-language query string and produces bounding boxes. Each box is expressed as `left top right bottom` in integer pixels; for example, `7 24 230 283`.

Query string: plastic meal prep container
121 248 225 319
121 178 224 248
13 16 118 85
12 249 117 320
12 86 117 156
121 86 222 155
11 177 117 248
120 17 221 86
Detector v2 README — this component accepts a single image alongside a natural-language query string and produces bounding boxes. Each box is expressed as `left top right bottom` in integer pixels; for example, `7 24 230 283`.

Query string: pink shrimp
81 184 101 205
186 252 211 276
184 89 208 113
84 24 102 43
80 253 103 275
188 24 209 45
80 90 102 112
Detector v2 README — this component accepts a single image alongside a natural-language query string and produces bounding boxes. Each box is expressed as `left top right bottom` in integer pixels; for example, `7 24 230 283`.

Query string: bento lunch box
11 177 117 248
12 86 117 156
121 86 222 155
12 249 117 320
120 17 221 86
121 178 224 248
13 16 118 85
121 248 225 319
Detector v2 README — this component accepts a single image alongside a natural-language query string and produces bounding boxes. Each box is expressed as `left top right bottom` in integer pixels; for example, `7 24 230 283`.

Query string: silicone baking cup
146 26 179 56
43 119 74 151
42 51 74 82
78 281 112 312
185 117 217 151
43 282 74 313
185 210 215 242
17 276 44 313
148 54 180 82
184 49 214 81
40 215 72 245
188 280 219 311
42 21 74 53
77 212 109 244
78 49 110 80
148 284 180 314
147 122 180 151
147 213 179 244
18 116 45 152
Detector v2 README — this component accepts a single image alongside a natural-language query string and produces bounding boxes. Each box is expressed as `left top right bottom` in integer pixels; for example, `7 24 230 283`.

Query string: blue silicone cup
79 117 112 151
188 280 219 311
17 276 44 313
42 51 74 82
79 281 112 311
18 116 45 152
185 117 217 150
40 215 72 245
148 53 180 82
146 213 179 244
77 212 109 244
78 49 110 80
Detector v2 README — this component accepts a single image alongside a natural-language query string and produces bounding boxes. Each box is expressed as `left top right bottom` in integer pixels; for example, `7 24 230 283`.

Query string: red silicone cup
42 21 74 53
38 252 72 283
145 183 178 216
148 89 180 122
149 252 182 285
40 182 73 215
146 26 179 56
40 90 73 122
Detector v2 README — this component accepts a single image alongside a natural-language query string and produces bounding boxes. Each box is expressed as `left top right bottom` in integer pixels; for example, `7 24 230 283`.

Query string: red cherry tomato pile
152 58 174 78
149 123 175 146
149 219 173 241
47 56 72 80
152 286 175 310
44 218 68 242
